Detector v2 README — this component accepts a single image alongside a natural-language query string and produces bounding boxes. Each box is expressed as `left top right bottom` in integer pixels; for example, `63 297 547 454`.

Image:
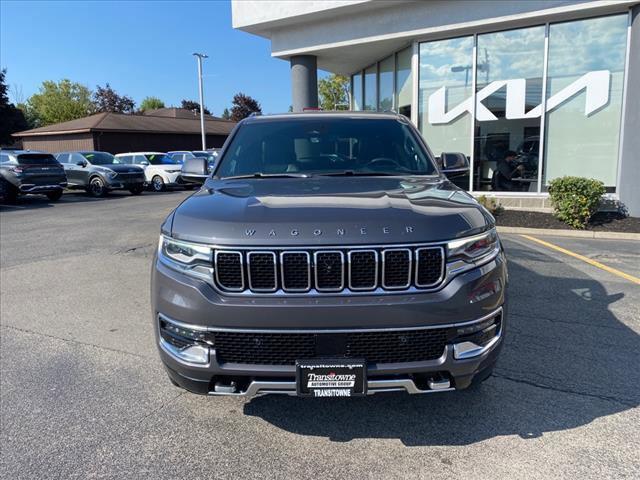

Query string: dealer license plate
296 359 367 397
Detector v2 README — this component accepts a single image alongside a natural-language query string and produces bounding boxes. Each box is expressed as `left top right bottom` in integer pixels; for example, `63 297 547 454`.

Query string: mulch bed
495 210 640 233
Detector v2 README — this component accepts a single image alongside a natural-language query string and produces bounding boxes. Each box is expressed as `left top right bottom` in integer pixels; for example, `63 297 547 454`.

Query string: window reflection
379 55 394 111
543 15 627 189
396 47 412 118
473 26 545 193
352 72 362 111
364 65 377 111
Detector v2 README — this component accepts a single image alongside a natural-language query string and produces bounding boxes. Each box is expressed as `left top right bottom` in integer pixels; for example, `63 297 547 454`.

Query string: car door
70 153 91 186
56 153 79 186
131 155 152 181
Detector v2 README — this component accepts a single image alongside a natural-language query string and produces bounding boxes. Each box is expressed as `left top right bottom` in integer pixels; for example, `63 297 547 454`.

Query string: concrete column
619 5 640 216
290 55 318 112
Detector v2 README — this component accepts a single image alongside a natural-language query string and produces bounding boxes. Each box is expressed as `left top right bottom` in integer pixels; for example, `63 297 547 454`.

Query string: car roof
241 111 406 123
114 152 166 155
167 150 191 154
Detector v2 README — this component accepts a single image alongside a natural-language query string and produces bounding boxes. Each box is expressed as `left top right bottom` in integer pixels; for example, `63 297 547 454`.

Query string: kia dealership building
233 0 640 214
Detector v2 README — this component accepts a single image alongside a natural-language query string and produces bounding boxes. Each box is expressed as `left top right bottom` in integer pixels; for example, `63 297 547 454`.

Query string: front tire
128 183 144 195
151 175 166 192
46 190 63 201
88 177 107 197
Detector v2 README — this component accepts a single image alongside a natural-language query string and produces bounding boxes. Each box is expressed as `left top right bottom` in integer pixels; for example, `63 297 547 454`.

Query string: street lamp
193 52 208 150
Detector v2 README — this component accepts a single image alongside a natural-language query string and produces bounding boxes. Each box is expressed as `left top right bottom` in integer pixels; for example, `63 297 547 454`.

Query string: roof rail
249 112 261 117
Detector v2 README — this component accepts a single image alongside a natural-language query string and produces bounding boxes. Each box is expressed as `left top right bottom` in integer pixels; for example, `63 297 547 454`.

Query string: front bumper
105 175 145 190
152 250 507 397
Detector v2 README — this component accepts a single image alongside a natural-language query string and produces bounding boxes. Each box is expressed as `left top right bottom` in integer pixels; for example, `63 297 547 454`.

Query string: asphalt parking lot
1 191 639 479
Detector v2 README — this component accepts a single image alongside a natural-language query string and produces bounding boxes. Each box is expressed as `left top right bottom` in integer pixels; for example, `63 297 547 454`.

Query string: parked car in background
0 150 67 202
114 152 191 192
56 151 145 197
167 151 196 163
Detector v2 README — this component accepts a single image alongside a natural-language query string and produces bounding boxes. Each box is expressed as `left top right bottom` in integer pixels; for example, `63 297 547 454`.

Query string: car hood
170 177 494 246
105 164 144 173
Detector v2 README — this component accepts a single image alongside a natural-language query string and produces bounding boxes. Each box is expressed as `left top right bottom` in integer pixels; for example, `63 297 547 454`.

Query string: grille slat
212 246 444 294
281 252 311 292
214 329 448 365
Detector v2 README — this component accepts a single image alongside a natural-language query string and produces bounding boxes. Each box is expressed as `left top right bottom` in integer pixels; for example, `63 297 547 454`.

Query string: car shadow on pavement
243 241 639 446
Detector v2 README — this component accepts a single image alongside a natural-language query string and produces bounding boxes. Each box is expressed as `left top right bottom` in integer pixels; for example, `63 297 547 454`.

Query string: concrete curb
496 226 640 241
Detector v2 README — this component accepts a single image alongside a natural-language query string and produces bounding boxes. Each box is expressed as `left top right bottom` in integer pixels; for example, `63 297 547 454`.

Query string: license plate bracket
296 359 367 397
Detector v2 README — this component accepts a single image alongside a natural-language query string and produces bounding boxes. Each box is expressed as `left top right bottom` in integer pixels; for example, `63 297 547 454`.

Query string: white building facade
232 0 640 214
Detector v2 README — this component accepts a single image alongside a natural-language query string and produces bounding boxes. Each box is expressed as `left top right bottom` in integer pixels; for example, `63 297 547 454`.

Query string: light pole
193 52 208 150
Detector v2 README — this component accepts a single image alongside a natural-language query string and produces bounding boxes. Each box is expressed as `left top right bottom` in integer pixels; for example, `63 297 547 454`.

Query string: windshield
82 152 116 165
16 153 59 165
216 117 437 178
145 153 180 165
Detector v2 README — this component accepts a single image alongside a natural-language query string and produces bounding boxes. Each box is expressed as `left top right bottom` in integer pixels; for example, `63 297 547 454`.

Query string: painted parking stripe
520 234 640 286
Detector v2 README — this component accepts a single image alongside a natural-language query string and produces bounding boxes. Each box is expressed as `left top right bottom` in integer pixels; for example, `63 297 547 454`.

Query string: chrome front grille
212 245 445 295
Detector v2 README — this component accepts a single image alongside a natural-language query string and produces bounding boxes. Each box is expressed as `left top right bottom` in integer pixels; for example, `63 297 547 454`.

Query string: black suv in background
0 150 67 202
55 151 145 197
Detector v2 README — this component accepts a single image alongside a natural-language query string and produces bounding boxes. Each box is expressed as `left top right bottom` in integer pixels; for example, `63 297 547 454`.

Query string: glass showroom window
543 15 628 190
418 36 474 164
364 65 377 111
396 46 412 118
379 55 394 111
473 26 545 193
352 72 363 110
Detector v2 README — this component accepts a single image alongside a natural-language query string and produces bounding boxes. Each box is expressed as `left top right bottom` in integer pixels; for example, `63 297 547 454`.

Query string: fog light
453 313 502 360
159 316 212 365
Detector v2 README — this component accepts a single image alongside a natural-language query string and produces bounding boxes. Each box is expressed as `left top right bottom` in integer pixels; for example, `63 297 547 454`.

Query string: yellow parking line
520 234 640 286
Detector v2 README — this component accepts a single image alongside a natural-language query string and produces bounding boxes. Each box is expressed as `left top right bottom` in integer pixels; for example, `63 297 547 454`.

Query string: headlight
447 228 498 262
446 228 500 275
158 235 213 281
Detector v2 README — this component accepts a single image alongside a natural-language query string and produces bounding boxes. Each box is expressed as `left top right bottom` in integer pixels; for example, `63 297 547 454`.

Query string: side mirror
140 160 150 166
439 152 469 177
182 157 208 176
77 160 88 167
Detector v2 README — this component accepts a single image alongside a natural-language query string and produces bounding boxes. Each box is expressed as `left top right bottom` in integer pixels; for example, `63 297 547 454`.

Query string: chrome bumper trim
207 378 456 397
19 184 65 192
157 306 503 334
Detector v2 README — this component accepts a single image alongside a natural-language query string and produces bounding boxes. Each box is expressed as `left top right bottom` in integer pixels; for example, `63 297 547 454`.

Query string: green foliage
548 176 606 229
318 74 349 111
476 195 504 216
25 79 94 126
221 107 231 120
0 69 29 143
230 93 261 121
139 96 165 112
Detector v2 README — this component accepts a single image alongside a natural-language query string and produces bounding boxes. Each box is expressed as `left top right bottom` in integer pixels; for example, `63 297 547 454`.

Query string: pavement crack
493 372 637 407
0 324 151 360
135 391 186 426
113 243 153 255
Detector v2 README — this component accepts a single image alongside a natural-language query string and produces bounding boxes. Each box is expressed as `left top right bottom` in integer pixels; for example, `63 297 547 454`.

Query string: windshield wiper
223 172 312 180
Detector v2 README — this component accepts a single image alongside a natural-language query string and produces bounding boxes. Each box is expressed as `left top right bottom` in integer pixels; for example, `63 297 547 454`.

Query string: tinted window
57 153 70 163
145 154 180 165
216 118 437 178
81 152 116 165
16 153 58 165
1 153 12 163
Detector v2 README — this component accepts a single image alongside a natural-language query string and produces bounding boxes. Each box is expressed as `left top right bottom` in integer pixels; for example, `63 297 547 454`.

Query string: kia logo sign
428 70 610 124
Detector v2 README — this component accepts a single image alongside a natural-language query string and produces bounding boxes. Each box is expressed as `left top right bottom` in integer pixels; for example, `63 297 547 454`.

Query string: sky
0 0 302 115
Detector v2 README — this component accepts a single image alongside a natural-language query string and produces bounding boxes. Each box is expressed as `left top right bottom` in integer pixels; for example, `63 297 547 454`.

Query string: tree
93 83 135 113
230 93 261 121
221 107 231 120
139 96 165 112
318 74 350 111
0 69 29 144
181 99 210 115
24 79 94 126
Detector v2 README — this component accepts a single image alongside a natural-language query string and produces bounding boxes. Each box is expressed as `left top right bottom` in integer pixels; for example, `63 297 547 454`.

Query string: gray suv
152 112 507 398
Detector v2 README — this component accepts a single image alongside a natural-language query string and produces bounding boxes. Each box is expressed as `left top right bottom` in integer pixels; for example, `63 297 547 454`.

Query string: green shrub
548 176 605 229
476 195 504 216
